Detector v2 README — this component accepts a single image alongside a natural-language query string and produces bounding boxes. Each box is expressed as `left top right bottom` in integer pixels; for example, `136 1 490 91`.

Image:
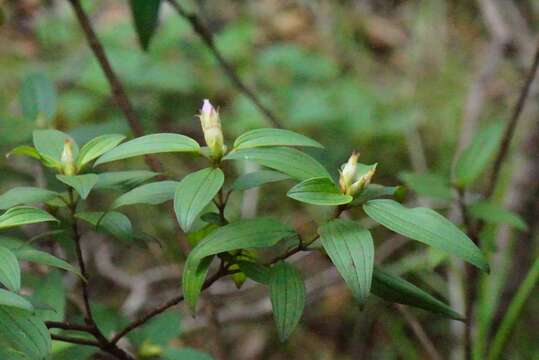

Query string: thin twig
45 321 95 332
165 0 283 128
484 40 539 198
51 334 100 347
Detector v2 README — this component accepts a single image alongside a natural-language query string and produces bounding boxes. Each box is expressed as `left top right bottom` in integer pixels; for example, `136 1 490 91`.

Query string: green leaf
14 248 84 280
364 199 489 272
371 267 463 320
237 261 270 284
19 73 57 123
469 201 528 231
0 187 59 210
0 207 58 230
0 289 32 312
287 177 352 205
269 261 305 341
353 184 404 204
231 170 290 191
224 147 330 180
7 145 42 161
0 246 21 291
112 181 178 209
453 122 504 187
76 134 126 169
184 219 295 310
94 133 199 166
33 129 78 166
0 307 51 359
57 174 98 200
94 170 159 190
174 168 224 232
76 211 132 243
129 0 161 50
318 219 374 305
399 171 453 200
234 128 323 149
32 271 66 323
128 310 181 347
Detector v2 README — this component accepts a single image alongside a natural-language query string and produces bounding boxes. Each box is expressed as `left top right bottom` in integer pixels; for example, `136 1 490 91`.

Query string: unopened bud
350 164 377 195
340 152 359 190
199 99 225 159
61 139 76 175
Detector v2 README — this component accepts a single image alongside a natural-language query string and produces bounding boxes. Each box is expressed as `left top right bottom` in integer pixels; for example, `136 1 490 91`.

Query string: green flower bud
60 139 76 176
199 99 225 160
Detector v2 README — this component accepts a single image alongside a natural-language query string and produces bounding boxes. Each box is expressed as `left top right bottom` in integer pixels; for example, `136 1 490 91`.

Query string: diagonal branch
165 0 283 128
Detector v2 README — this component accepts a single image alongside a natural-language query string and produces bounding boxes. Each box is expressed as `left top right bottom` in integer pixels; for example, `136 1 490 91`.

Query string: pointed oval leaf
19 73 57 123
174 168 224 232
234 128 323 149
399 171 453 200
57 174 98 200
112 180 179 209
0 307 51 359
7 145 42 161
0 246 21 292
33 129 78 164
0 207 58 230
94 133 199 166
191 218 296 260
76 211 132 243
353 184 404 204
269 261 305 341
183 218 295 311
129 0 162 50
288 177 352 205
14 248 84 280
0 289 33 312
76 134 126 169
0 187 59 210
372 267 463 320
224 147 331 180
231 170 290 191
364 199 489 272
469 201 528 231
237 261 271 284
318 219 374 305
95 170 159 190
453 122 504 187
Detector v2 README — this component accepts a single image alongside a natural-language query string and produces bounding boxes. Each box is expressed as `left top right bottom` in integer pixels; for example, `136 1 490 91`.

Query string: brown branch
485 40 539 198
46 321 95 333
165 0 283 128
51 334 100 347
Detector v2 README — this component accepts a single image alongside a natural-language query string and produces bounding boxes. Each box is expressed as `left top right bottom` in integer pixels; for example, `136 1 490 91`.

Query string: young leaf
33 129 78 165
224 147 331 180
318 219 374 305
19 73 57 123
183 219 295 310
0 289 33 312
76 211 133 243
0 187 59 210
129 0 161 50
0 246 21 292
0 207 58 230
14 248 84 280
399 171 453 200
7 145 42 161
94 133 199 166
76 134 126 169
353 184 404 204
0 307 51 359
269 261 306 341
174 168 224 232
112 181 179 209
453 122 504 187
371 267 463 320
57 174 98 200
469 201 528 231
95 170 159 190
234 128 323 149
364 199 489 272
231 170 290 191
287 177 352 205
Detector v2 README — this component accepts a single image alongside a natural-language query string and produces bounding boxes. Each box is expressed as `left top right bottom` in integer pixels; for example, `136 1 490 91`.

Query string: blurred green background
0 0 538 359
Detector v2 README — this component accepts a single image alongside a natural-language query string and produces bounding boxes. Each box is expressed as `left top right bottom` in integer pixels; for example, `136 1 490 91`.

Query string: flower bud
350 164 377 195
61 139 76 176
339 152 359 193
199 99 225 159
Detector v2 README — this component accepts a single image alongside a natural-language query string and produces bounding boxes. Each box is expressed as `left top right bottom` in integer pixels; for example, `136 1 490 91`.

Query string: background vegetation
0 0 537 359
